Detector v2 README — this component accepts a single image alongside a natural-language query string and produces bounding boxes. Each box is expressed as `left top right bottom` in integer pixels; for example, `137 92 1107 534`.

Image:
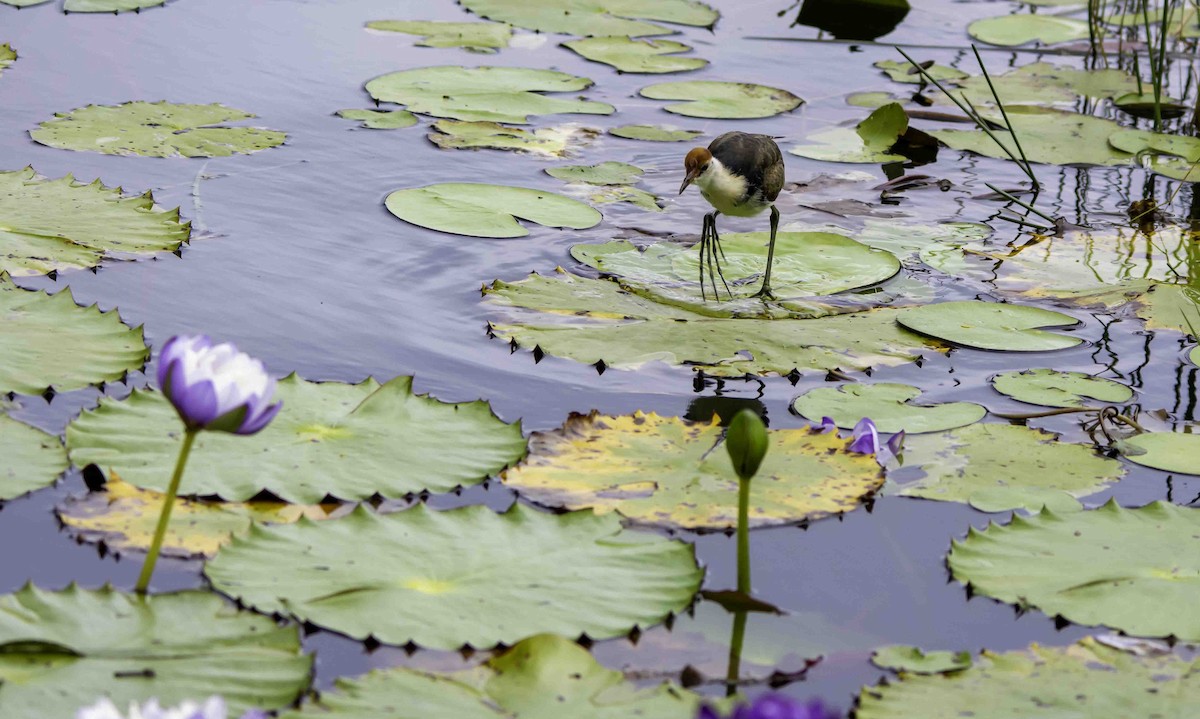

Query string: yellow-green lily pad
897 301 1082 351
563 37 707 74
365 20 511 53
386 183 601 238
0 414 67 500
639 81 803 119
992 369 1132 408
792 383 985 434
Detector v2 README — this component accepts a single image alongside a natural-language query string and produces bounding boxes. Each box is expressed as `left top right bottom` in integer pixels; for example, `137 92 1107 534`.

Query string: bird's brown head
680 147 712 195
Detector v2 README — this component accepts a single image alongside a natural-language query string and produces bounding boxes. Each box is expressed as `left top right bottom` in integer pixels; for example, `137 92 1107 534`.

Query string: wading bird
679 132 785 300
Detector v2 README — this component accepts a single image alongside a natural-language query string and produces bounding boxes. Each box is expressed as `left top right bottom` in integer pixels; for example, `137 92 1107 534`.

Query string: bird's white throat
695 157 759 217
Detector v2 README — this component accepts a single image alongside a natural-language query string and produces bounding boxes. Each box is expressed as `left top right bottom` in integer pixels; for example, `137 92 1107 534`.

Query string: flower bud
726 409 769 482
156 335 281 435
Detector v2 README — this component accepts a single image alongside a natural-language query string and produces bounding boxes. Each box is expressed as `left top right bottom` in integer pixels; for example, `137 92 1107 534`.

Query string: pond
3 0 1200 716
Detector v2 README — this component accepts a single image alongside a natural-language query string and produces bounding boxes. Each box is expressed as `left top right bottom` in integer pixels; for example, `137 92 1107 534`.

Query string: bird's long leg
699 213 710 301
752 205 780 300
705 212 731 300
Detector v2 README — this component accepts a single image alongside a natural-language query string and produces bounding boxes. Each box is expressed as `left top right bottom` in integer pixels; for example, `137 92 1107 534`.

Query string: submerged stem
737 476 751 596
135 427 199 594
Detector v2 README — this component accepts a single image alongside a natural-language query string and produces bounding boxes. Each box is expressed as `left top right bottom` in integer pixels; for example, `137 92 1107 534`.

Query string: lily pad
847 91 895 109
609 124 701 142
897 301 1082 351
949 500 1200 639
0 273 148 397
62 0 164 10
967 14 1090 46
546 161 643 185
365 66 614 124
0 585 311 719
1119 432 1200 475
0 414 67 500
992 369 1132 408
428 120 596 157
458 0 719 37
502 411 884 529
875 59 967 84
895 424 1123 512
858 637 1200 718
365 20 511 53
385 183 601 238
590 186 663 212
1134 283 1200 335
639 81 803 119
30 102 286 158
790 103 909 163
0 167 191 277
281 633 707 719
206 503 701 649
953 63 1140 107
336 109 418 129
791 383 985 434
871 645 972 674
57 475 343 558
0 44 14 76
563 37 707 74
66 375 526 503
1110 129 1200 182
932 107 1132 166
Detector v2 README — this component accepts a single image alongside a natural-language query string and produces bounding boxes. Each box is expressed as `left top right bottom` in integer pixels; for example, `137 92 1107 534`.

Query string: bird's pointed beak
679 170 697 195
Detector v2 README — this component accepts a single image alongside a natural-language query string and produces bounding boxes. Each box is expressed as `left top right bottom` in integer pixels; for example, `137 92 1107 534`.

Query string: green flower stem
724 609 748 697
737 476 751 595
135 427 198 594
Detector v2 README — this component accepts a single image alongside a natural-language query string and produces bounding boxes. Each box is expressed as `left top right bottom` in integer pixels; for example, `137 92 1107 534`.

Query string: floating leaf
57 476 341 558
590 186 663 212
1119 432 1200 475
365 20 511 53
847 91 895 109
949 500 1200 639
31 102 286 158
207 504 701 649
502 411 884 529
874 59 967 84
895 424 1123 512
335 109 418 129
385 183 600 238
897 301 1082 351
871 645 972 674
0 585 311 719
0 168 191 277
609 124 701 142
428 120 596 157
563 37 706 74
992 369 1132 408
639 81 803 119
281 634 707 719
932 108 1131 166
858 637 1200 718
0 44 14 76
1134 282 1200 335
791 383 985 434
1110 129 1200 182
546 161 643 185
62 0 164 10
365 66 613 124
0 414 66 500
66 375 526 503
0 273 148 397
458 0 718 37
942 63 1139 110
0 0 50 6
790 103 908 163
967 14 1090 46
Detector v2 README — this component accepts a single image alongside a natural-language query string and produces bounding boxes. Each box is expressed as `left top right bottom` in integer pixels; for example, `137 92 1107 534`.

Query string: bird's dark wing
708 132 784 202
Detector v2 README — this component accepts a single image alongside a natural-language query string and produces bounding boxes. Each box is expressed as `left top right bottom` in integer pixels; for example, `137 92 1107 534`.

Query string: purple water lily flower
77 697 267 719
157 335 281 435
812 416 838 434
848 417 904 465
699 694 842 719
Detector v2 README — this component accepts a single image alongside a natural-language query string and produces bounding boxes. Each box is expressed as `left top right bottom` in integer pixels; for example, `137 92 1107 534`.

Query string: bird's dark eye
701 163 710 172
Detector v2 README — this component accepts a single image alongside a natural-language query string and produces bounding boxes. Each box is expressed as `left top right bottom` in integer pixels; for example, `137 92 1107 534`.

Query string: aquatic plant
848 417 905 465
700 693 843 719
77 697 266 719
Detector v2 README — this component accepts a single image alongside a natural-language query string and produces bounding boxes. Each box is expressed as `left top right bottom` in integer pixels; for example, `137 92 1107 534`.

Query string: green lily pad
62 0 164 10
791 383 985 434
858 637 1200 718
281 633 708 719
546 161 643 185
967 14 1090 46
0 168 191 277
871 645 972 674
207 503 701 649
589 186 663 212
608 124 701 142
30 102 286 158
847 91 895 108
0 44 15 76
949 500 1200 639
897 301 1082 351
428 120 596 157
639 81 803 119
1111 129 1200 182
895 424 1123 512
0 0 49 6
952 63 1140 107
932 107 1132 166
458 0 719 37
1119 432 1200 475
385 183 601 238
365 66 614 124
1113 93 1190 121
1134 282 1200 335
0 585 311 719
67 375 526 503
336 109 418 129
563 37 706 74
0 273 148 397
0 414 67 500
790 103 908 163
502 411 884 530
365 20 511 53
875 59 967 84
992 369 1132 408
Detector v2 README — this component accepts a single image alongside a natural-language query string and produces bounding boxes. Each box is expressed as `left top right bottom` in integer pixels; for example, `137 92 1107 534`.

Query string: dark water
3 0 1199 711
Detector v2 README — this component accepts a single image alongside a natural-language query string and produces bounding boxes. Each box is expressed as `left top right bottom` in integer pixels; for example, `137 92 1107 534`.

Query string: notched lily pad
428 120 597 157
563 37 707 74
0 44 15 76
1119 432 1200 475
63 0 165 11
386 183 601 238
365 20 511 53
992 369 1132 408
609 124 702 142
639 81 803 119
791 383 985 434
871 645 972 674
457 0 719 37
30 102 286 158
0 414 67 500
1110 129 1200 182
590 186 663 212
336 109 418 129
503 411 884 529
897 301 1082 351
